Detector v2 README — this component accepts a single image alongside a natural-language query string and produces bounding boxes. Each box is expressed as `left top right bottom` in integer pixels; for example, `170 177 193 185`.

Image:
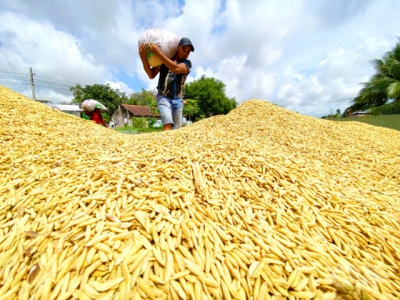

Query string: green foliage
370 101 400 115
183 99 200 121
131 117 148 128
350 39 400 111
70 84 84 103
184 76 237 118
147 118 157 127
326 115 400 131
70 83 129 122
388 81 400 99
116 126 162 133
128 89 159 115
129 89 156 106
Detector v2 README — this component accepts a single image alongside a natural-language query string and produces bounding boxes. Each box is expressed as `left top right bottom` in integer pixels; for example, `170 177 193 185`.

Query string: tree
350 39 400 111
70 83 129 122
183 99 200 121
184 76 237 118
129 89 156 107
70 84 84 103
129 89 158 115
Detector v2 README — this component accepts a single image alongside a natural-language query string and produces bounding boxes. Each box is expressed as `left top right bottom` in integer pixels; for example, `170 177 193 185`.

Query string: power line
0 76 29 81
0 78 72 92
0 67 81 95
0 70 29 76
0 71 75 88
34 75 78 85
34 80 71 88
0 75 75 88
0 63 29 74
0 70 77 87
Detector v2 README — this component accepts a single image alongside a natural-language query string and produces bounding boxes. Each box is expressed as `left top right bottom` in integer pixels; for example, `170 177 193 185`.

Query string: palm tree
351 39 400 110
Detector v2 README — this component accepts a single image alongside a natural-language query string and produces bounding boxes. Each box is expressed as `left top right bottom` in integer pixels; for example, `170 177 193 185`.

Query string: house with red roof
111 104 159 127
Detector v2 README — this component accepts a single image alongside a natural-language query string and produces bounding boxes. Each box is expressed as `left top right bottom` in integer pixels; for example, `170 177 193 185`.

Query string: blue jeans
157 94 183 129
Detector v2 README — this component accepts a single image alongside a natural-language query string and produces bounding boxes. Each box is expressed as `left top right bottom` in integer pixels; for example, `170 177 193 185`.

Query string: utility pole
29 67 36 100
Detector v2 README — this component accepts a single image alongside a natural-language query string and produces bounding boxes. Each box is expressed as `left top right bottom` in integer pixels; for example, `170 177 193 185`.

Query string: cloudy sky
0 0 399 117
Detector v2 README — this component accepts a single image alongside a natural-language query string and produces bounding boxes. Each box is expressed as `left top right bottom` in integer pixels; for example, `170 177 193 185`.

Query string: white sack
138 28 180 67
82 99 108 112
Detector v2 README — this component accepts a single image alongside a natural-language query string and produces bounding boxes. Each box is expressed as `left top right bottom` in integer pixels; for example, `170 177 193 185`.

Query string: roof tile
122 104 158 117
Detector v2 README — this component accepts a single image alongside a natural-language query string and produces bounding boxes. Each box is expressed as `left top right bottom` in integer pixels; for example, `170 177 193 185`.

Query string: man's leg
163 123 172 131
172 99 184 129
157 96 174 131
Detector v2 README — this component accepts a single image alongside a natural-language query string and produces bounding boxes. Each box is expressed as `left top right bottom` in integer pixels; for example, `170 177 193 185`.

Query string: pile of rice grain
0 85 400 300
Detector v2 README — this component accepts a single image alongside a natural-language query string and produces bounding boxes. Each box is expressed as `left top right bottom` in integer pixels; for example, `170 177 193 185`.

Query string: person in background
82 106 108 127
139 37 194 131
109 120 115 129
82 111 90 120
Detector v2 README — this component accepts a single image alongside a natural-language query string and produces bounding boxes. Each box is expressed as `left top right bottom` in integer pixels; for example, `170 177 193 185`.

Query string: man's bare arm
149 43 189 74
139 43 161 79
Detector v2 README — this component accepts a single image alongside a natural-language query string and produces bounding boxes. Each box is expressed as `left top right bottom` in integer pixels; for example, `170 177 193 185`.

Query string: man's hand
138 43 161 79
148 43 161 56
138 43 148 60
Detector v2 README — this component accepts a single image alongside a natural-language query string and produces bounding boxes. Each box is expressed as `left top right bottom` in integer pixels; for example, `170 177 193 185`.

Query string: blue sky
0 0 399 117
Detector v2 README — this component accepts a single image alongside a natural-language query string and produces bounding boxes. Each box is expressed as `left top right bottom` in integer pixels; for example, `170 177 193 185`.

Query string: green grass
115 126 162 133
325 115 400 131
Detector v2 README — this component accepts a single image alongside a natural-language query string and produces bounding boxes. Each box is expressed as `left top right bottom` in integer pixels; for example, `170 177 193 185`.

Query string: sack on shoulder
138 28 180 67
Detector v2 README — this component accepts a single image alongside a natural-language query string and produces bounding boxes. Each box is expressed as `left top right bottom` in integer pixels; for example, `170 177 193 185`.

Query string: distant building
53 104 82 117
111 104 159 127
351 110 369 117
35 98 53 108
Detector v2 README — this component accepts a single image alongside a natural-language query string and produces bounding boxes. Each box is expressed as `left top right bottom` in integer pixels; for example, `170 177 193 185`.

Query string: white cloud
0 11 106 101
105 80 135 96
0 0 399 117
